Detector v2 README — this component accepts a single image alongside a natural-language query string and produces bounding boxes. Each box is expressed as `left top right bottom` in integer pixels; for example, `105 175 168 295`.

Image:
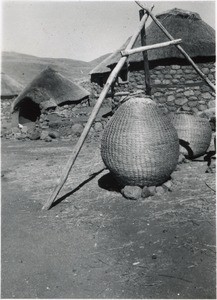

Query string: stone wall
151 84 215 113
1 98 14 123
90 62 216 113
1 97 109 141
78 79 114 108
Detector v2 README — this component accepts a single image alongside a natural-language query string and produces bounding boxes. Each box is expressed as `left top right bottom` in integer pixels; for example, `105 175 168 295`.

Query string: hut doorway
18 97 41 125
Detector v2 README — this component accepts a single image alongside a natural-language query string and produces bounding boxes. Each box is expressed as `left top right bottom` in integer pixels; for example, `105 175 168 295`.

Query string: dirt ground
1 137 216 299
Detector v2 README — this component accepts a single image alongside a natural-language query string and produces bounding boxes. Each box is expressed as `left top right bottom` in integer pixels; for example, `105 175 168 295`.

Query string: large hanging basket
101 97 179 187
171 112 212 158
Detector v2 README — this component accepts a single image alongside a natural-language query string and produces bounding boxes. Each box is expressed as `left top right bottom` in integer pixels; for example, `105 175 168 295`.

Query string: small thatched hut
11 67 90 126
1 72 23 99
90 8 215 113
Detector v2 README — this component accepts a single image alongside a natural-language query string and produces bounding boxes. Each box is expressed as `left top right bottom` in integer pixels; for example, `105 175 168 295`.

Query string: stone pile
2 101 109 142
91 82 104 97
3 121 107 142
1 94 111 141
121 153 188 200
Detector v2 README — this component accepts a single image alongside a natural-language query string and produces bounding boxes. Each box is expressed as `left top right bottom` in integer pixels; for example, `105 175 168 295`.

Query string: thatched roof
12 67 90 112
91 8 215 74
1 72 23 97
90 53 115 75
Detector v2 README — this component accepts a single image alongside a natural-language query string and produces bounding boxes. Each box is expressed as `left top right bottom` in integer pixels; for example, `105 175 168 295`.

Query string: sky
1 0 216 62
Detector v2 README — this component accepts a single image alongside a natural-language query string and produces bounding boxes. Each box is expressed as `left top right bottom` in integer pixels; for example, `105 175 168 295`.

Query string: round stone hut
1 72 24 124
1 72 23 99
11 67 90 129
90 8 215 113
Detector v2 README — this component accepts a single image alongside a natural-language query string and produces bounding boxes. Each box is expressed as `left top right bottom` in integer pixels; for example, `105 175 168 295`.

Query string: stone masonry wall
91 62 216 113
1 98 15 123
1 96 110 141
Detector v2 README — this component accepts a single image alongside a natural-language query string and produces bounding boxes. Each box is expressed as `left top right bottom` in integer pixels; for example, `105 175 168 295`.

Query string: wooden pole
121 39 182 56
114 91 130 97
139 9 151 96
105 91 130 98
111 82 115 99
42 11 151 210
135 1 216 92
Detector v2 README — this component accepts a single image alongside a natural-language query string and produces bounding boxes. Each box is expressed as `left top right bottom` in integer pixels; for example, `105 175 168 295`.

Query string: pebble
11 127 20 134
40 130 49 140
21 126 28 134
121 185 142 200
133 262 140 265
14 133 22 139
141 186 152 198
94 122 103 132
156 186 165 195
71 123 83 136
48 130 60 139
28 130 41 140
148 186 156 195
162 180 173 191
45 136 52 142
88 127 95 136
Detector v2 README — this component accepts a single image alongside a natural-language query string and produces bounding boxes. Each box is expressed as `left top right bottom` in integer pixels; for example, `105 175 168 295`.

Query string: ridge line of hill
1 51 111 86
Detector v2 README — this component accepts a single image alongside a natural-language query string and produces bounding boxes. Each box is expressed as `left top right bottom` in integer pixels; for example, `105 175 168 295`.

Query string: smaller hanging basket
171 111 212 158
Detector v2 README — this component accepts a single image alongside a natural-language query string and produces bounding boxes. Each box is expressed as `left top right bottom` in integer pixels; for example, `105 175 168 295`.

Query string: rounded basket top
124 97 155 107
114 97 171 120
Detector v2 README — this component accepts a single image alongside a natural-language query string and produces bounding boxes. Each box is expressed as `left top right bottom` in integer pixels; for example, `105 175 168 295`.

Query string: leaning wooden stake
140 9 151 95
121 39 182 56
135 1 216 92
42 10 152 210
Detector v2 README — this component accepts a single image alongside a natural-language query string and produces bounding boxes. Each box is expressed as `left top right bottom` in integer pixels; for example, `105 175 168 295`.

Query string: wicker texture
101 97 179 186
172 112 212 158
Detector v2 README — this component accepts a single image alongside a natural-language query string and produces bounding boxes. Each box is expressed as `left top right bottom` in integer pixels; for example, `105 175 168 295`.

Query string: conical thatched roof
91 8 215 74
12 67 90 112
1 72 23 97
90 53 114 75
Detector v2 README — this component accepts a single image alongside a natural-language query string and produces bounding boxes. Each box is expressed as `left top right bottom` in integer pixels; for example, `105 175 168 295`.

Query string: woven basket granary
101 97 179 186
171 112 212 158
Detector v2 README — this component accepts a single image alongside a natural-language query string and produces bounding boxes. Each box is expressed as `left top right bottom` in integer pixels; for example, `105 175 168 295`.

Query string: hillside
88 53 111 68
1 51 110 86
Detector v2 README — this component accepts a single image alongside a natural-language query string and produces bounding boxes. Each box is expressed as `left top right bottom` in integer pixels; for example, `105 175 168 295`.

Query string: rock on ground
28 130 41 140
71 123 84 136
48 130 60 139
141 187 152 199
121 185 142 200
156 186 165 195
40 130 49 140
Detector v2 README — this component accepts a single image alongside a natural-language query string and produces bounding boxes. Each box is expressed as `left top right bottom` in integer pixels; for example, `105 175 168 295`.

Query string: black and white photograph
1 0 216 298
